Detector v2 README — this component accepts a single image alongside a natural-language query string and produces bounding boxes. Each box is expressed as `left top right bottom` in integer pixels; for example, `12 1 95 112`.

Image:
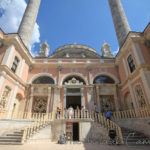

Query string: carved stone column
114 85 120 111
87 87 94 110
63 88 67 108
46 87 51 113
57 66 62 85
84 87 88 107
88 66 92 85
81 88 84 107
28 87 34 113
96 86 101 112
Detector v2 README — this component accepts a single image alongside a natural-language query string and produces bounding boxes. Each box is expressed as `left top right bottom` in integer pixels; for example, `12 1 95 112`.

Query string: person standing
68 106 73 119
106 110 112 120
94 104 99 121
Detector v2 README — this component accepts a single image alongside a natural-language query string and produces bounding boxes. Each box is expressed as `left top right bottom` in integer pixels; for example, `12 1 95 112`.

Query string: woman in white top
68 106 73 119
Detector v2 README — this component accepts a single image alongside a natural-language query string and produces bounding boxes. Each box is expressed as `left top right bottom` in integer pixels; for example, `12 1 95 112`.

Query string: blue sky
0 0 150 56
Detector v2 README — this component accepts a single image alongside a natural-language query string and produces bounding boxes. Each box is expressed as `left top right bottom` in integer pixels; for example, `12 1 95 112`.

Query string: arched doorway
93 75 115 113
31 76 55 113
63 76 86 109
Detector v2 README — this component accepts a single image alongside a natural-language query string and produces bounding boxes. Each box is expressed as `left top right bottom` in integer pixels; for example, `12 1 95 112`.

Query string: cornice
0 65 27 87
31 62 116 68
3 34 33 65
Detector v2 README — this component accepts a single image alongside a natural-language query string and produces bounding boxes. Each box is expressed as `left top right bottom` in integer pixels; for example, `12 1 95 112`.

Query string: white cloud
113 48 119 56
0 0 40 56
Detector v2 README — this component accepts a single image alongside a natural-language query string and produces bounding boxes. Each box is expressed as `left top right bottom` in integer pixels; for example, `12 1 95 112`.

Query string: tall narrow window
127 55 136 73
11 56 19 73
135 85 146 107
0 86 11 109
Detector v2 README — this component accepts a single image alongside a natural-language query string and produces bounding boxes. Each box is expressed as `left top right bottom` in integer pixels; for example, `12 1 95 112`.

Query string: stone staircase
0 120 52 145
121 127 150 146
0 129 24 145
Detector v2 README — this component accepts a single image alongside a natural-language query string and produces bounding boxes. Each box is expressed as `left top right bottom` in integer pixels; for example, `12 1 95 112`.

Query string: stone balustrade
111 106 150 121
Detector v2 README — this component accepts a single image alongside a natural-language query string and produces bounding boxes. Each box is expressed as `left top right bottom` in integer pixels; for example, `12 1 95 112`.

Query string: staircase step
13 131 24 134
0 136 22 139
121 127 149 145
6 134 22 137
0 121 51 145
0 142 23 145
0 139 22 142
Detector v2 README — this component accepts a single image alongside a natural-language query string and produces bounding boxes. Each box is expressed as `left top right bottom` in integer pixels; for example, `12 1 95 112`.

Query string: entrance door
66 96 81 109
73 123 79 141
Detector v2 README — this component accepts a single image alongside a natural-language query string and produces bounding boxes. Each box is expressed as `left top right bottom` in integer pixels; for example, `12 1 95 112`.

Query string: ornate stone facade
0 0 150 120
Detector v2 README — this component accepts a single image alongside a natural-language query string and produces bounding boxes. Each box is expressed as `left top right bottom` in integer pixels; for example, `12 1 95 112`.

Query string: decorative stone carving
101 41 114 58
99 95 114 113
36 41 50 57
32 97 47 113
135 85 146 107
0 86 11 110
64 77 83 85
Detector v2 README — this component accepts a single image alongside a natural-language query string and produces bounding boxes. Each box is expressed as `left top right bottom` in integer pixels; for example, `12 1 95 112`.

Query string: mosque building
0 0 150 144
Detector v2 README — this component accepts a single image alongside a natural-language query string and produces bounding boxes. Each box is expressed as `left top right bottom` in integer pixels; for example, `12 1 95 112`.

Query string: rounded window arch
63 76 86 85
32 76 55 84
93 75 115 84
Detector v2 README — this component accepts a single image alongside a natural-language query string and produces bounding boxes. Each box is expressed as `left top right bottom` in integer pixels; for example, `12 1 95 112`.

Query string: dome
49 44 101 58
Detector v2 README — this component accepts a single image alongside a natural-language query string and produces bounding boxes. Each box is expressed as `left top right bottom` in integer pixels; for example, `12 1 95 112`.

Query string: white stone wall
0 120 33 136
80 122 109 142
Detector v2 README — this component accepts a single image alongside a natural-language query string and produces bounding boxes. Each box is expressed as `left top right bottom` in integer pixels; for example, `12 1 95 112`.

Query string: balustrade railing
21 114 52 143
112 106 150 121
56 109 124 144
0 110 124 144
0 111 53 121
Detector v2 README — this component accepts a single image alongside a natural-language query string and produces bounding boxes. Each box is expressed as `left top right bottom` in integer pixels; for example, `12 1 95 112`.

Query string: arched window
32 76 55 84
63 76 86 85
135 85 146 107
0 86 11 109
93 75 115 84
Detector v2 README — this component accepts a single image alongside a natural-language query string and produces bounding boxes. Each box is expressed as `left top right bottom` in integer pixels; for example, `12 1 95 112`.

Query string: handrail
0 110 124 144
0 111 53 121
21 113 52 143
112 106 150 121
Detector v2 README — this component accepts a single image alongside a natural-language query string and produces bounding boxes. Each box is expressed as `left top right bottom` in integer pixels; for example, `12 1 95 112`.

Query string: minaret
18 0 41 49
36 41 50 57
108 0 131 47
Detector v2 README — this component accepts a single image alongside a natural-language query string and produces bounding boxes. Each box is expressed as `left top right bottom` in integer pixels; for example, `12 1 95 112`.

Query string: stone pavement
0 142 150 150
